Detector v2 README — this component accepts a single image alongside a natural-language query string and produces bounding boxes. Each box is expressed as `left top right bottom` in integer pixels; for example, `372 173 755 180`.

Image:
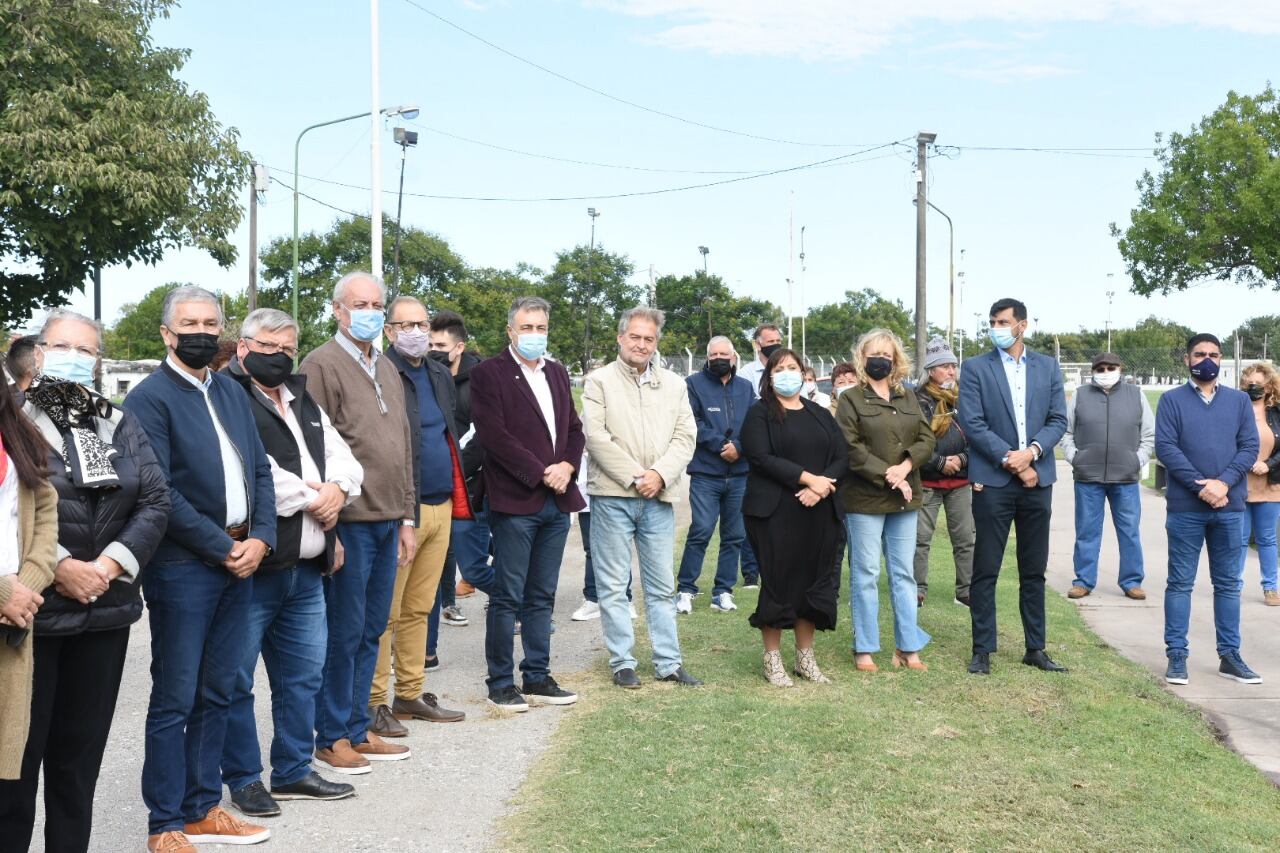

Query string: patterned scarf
26 377 120 488
923 381 958 438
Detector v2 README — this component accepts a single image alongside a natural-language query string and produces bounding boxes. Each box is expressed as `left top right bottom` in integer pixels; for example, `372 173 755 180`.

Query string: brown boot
353 731 411 761
1124 587 1147 601
369 703 409 737
393 692 466 722
1266 590 1280 606
183 806 270 845
147 832 196 853
1067 586 1090 599
314 738 372 776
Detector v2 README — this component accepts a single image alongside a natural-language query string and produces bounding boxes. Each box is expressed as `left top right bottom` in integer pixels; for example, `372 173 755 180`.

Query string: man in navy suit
958 298 1069 675
469 296 587 712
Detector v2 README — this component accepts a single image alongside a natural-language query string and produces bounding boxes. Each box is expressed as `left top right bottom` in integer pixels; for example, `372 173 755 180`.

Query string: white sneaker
711 592 737 612
629 602 639 619
675 592 694 614
571 600 601 621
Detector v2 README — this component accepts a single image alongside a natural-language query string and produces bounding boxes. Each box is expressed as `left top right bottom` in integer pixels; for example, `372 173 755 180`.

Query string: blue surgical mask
988 327 1017 350
346 308 385 343
516 333 548 360
772 370 803 397
41 348 96 386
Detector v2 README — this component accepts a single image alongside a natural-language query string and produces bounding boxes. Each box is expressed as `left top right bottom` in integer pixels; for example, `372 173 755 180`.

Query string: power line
395 0 873 149
936 144 1154 159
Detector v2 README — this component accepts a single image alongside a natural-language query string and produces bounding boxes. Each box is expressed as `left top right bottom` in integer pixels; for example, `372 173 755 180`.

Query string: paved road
1046 460 1280 783
35 522 603 853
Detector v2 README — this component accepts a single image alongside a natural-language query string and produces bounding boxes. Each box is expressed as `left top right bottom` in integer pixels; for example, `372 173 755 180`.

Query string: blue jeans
316 520 399 750
141 560 252 834
486 496 568 689
1241 501 1280 590
590 496 683 677
846 512 930 654
581 511 632 602
223 561 327 791
1072 481 1145 591
453 503 495 594
676 474 747 597
1165 510 1244 656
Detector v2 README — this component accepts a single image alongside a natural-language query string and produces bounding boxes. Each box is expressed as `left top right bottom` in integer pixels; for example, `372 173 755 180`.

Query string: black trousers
969 483 1053 655
0 627 131 853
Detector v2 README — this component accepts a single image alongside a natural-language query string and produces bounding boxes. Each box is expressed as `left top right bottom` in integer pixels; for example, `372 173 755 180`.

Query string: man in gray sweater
1062 352 1155 601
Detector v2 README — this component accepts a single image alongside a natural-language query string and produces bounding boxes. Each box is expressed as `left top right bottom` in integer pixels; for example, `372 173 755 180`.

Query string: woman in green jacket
836 329 936 672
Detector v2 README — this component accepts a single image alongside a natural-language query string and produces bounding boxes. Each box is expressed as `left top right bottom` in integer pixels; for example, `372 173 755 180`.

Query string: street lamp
291 104 419 329
389 126 419 297
913 197 955 344
583 207 601 373
698 245 709 273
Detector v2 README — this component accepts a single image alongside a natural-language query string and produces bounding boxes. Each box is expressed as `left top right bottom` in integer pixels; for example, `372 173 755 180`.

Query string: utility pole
787 192 795 349
584 207 600 374
369 0 383 278
799 225 807 363
248 164 268 312
1105 277 1116 351
389 127 418 298
914 131 936 369
648 264 656 308
698 245 709 274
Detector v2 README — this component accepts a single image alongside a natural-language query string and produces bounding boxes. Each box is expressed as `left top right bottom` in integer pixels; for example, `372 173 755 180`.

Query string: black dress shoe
271 771 356 801
656 666 703 686
968 653 990 675
1022 650 1068 672
612 667 641 689
230 781 281 817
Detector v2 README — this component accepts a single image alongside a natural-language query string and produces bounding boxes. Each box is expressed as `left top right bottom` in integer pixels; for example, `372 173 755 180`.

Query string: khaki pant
370 502 452 706
912 485 975 598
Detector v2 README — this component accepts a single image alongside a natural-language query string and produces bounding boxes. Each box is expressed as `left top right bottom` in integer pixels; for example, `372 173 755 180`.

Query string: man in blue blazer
958 298 1068 675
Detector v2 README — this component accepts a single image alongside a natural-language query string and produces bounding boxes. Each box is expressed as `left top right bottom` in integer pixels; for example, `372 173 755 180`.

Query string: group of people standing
2 280 1278 853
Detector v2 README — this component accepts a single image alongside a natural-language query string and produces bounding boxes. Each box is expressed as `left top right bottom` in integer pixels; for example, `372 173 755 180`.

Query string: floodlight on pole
698 245 709 273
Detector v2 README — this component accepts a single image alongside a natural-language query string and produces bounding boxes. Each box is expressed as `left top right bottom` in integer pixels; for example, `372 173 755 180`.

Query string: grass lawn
502 522 1280 851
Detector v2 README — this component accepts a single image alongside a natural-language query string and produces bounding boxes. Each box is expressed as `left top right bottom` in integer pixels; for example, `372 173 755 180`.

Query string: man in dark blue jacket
123 286 277 851
676 336 754 614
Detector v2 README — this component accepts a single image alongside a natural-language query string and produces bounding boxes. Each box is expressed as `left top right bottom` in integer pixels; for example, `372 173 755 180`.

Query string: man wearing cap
913 336 976 607
1062 353 1154 601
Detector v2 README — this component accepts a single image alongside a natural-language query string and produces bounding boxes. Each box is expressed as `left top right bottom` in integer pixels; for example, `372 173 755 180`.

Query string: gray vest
1071 383 1143 483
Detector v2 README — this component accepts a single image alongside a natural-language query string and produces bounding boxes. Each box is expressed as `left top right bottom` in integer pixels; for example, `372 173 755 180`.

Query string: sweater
0 478 58 780
685 365 753 477
300 339 416 524
1154 382 1257 513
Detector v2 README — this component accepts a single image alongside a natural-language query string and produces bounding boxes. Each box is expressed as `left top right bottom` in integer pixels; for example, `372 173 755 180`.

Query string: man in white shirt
737 322 783 400
220 309 365 818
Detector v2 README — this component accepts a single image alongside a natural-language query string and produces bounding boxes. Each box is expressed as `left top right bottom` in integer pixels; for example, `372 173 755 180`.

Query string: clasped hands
1195 478 1229 509
305 480 347 530
796 472 838 508
542 461 576 495
884 459 914 503
224 538 270 578
52 555 120 605
1004 447 1039 489
0 580 43 629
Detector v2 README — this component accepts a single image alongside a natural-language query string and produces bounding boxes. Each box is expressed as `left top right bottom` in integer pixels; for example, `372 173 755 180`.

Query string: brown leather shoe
183 806 270 845
369 703 409 737
314 738 372 775
353 731 411 761
147 831 196 853
1067 586 1090 599
1124 587 1147 601
393 692 466 723
1265 590 1280 606
456 580 476 598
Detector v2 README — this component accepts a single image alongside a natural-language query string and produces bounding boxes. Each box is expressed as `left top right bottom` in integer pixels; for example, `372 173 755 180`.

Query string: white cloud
591 0 1280 65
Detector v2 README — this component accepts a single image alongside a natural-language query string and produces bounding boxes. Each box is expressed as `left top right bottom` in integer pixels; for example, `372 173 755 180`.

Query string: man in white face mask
1062 352 1155 601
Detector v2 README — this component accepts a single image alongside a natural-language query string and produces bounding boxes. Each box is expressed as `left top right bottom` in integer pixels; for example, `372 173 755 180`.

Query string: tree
653 271 784 358
802 289 914 361
0 0 251 326
1230 314 1280 358
258 215 465 354
540 245 639 374
1112 86 1280 296
104 282 249 360
435 265 543 358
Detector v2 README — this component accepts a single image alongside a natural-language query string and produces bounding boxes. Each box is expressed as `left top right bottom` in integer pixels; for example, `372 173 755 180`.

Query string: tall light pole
1106 273 1116 351
291 105 418 325
370 0 383 278
584 207 600 374
913 197 954 347
390 127 418 298
914 131 937 369
799 225 807 363
698 245 709 273
248 164 268 312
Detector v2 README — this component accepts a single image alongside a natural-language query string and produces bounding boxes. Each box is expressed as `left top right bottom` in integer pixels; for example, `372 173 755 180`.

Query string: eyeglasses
1094 365 1120 372
243 337 298 359
386 321 430 333
41 342 100 359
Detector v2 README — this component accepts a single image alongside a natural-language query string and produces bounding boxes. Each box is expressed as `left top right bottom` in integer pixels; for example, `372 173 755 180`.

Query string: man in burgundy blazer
470 296 586 712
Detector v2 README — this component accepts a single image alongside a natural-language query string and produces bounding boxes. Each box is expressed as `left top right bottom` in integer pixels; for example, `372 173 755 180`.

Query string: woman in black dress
741 348 848 687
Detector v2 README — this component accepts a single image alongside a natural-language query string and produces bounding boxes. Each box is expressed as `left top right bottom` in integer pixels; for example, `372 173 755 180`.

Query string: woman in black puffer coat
0 310 169 853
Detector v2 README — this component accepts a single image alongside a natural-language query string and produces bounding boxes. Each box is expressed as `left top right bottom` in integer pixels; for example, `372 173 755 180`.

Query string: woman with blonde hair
1239 361 1280 604
836 329 935 671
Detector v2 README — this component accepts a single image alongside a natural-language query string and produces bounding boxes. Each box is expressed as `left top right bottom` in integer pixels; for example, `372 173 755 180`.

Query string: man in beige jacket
582 306 702 689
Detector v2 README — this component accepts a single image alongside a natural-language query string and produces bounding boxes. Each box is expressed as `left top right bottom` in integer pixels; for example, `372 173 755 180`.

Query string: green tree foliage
258 216 465 353
1113 86 1280 295
540 245 640 373
436 265 543 358
0 0 251 326
802 289 914 360
104 282 249 360
653 271 784 357
1230 314 1280 357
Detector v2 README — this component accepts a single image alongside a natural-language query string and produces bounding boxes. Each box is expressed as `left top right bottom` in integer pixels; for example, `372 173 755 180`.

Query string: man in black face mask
738 322 783 401
674 336 756 614
123 286 278 850
219 308 367 817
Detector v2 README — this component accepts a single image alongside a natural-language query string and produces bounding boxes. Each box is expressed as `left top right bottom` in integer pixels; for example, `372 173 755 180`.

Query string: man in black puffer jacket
913 337 976 607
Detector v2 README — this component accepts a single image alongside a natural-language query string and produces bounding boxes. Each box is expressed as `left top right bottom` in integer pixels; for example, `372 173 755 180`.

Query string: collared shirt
510 346 557 450
167 356 248 526
263 383 364 560
1191 379 1218 405
998 347 1029 450
738 357 767 399
0 457 17 577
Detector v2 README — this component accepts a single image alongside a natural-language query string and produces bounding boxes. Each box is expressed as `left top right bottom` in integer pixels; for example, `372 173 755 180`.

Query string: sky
49 0 1280 349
